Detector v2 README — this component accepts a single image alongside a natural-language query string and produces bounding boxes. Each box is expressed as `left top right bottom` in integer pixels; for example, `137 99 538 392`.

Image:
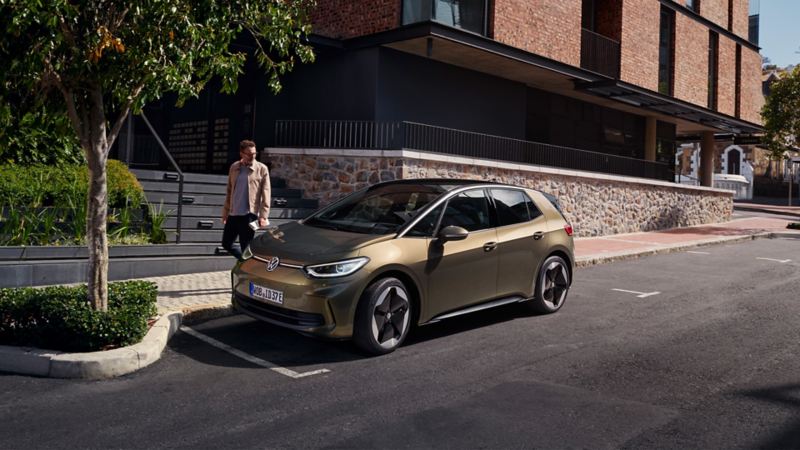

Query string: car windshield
304 183 454 234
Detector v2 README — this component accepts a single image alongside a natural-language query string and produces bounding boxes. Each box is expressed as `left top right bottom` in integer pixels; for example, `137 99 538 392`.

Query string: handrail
140 112 184 244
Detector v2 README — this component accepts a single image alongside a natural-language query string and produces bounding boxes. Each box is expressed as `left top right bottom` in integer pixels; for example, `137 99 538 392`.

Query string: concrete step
0 255 235 288
145 190 313 206
141 180 302 196
0 244 223 261
132 168 287 188
167 220 296 243
167 205 315 219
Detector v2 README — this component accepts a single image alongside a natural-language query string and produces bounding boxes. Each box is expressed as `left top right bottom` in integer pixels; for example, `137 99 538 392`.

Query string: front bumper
231 257 369 339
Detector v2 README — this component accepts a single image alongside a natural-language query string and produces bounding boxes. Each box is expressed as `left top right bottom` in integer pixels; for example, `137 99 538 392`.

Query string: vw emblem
266 256 280 272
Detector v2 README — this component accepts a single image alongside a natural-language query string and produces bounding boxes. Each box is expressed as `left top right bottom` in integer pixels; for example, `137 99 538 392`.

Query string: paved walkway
144 216 800 314
734 202 800 218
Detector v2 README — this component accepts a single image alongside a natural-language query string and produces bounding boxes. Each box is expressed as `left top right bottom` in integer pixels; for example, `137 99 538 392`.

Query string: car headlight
304 257 369 278
242 245 253 260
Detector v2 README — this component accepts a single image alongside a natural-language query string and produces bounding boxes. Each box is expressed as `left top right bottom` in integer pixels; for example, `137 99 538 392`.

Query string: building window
402 0 488 36
685 0 699 13
735 44 742 117
658 7 675 96
727 0 733 30
708 31 718 110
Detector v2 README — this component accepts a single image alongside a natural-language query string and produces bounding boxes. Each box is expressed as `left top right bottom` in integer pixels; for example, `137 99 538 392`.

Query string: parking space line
686 251 710 255
179 326 331 379
756 257 791 263
612 288 661 298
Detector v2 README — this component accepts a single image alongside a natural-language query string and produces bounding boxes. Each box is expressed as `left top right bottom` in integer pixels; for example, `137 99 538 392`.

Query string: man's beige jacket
222 160 271 219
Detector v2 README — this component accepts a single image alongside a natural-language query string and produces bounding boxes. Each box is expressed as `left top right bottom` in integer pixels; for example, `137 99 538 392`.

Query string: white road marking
756 257 792 263
180 326 330 379
687 251 710 255
612 288 661 298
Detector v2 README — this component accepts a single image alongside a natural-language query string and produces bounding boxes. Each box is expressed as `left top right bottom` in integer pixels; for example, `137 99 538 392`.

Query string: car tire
524 255 570 314
353 277 412 355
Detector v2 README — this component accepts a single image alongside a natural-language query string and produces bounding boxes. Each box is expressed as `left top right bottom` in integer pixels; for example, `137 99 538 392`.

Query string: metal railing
580 28 621 79
141 112 184 244
275 120 674 182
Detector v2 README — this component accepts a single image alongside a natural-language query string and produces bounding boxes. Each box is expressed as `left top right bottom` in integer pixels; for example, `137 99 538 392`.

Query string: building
121 0 765 236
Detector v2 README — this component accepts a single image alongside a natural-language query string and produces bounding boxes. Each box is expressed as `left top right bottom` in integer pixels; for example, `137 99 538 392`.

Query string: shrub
0 281 158 352
0 160 144 209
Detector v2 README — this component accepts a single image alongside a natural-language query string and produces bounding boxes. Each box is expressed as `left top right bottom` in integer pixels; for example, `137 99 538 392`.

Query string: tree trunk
85 87 110 311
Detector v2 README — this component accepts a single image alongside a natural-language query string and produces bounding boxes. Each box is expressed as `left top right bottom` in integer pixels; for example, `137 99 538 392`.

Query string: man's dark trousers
222 213 257 260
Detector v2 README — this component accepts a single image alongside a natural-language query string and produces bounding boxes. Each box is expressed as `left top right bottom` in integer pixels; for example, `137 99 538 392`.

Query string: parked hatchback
231 179 574 355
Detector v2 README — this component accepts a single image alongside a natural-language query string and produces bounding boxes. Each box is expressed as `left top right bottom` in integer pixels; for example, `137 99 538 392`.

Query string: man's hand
222 214 227 225
259 217 268 228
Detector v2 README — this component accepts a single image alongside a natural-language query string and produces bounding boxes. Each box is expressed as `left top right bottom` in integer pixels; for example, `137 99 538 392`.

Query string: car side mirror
438 225 469 242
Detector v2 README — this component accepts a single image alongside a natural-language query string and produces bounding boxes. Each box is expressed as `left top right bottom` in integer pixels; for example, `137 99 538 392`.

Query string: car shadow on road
168 315 362 369
404 303 527 347
169 304 532 369
737 383 800 449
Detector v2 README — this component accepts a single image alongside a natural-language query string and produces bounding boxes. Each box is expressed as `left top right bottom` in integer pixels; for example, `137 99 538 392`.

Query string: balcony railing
274 120 673 182
580 28 620 79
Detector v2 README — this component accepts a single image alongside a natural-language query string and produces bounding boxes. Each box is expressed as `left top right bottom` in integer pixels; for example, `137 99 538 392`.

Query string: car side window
491 189 532 226
406 204 444 237
439 189 492 232
524 193 543 220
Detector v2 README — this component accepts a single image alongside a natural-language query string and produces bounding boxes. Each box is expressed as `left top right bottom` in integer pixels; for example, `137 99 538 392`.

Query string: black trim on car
234 292 325 328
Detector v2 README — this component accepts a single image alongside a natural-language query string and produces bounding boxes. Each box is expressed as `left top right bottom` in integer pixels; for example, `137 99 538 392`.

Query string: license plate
249 282 284 305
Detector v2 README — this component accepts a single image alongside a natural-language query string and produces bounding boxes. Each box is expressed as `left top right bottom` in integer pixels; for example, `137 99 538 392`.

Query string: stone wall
265 149 733 238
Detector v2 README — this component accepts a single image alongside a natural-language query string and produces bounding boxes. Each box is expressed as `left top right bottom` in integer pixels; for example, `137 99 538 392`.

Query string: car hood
249 221 395 264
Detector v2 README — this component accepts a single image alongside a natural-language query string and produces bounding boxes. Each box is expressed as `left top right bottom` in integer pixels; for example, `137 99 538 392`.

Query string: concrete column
700 131 716 187
644 117 657 162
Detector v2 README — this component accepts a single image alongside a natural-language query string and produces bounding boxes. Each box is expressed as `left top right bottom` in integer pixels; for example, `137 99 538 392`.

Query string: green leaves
0 0 316 126
762 66 800 160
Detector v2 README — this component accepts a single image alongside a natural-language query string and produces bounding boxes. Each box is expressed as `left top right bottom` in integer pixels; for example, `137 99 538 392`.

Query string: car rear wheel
524 255 570 314
353 277 411 355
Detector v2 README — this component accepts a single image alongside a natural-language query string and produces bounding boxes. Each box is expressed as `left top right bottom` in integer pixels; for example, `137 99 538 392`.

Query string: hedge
0 281 158 352
0 159 144 209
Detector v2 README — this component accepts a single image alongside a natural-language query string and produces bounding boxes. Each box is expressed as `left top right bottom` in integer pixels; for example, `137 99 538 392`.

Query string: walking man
222 140 271 260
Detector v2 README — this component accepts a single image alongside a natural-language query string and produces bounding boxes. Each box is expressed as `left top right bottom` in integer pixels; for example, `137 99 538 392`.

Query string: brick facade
740 46 763 124
673 13 709 107
310 0 399 40
492 0 581 67
699 0 729 29
730 0 749 39
716 36 736 116
619 0 660 91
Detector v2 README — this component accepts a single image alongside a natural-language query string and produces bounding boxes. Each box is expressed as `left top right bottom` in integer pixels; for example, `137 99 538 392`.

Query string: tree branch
107 83 144 147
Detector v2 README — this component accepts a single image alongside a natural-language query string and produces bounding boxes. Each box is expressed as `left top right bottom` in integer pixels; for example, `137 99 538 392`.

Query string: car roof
369 178 522 190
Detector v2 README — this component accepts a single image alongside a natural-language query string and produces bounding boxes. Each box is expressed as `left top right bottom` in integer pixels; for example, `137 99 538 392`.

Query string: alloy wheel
540 260 569 309
370 285 410 350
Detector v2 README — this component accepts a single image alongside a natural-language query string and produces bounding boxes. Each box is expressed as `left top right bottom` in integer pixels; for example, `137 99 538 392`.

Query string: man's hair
239 140 256 152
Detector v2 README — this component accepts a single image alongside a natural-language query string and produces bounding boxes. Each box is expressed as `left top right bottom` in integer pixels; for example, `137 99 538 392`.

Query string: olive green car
231 179 574 355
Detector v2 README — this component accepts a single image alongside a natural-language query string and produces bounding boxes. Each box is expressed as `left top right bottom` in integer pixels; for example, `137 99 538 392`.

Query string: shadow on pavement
170 303 535 369
738 383 800 449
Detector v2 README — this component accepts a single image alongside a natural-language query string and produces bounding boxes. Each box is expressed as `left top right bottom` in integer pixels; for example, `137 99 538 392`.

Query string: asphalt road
2 237 800 449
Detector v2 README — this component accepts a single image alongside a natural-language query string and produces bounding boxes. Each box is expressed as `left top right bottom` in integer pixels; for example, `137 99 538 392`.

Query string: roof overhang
575 80 763 135
312 22 763 136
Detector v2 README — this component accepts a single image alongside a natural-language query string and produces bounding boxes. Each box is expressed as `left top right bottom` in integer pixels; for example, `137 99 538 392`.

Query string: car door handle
483 242 497 252
533 231 544 240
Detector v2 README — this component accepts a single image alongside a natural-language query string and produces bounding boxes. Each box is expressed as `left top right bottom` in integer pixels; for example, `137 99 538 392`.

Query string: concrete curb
734 205 800 219
0 311 183 380
0 304 240 380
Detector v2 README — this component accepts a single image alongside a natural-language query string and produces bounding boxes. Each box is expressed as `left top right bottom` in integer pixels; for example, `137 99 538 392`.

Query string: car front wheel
353 277 412 355
524 255 570 314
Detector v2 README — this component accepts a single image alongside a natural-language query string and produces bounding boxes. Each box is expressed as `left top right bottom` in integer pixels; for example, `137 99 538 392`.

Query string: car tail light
564 224 573 236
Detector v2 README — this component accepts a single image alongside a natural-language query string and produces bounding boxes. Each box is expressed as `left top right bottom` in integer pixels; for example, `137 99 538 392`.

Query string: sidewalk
146 216 800 314
733 202 800 219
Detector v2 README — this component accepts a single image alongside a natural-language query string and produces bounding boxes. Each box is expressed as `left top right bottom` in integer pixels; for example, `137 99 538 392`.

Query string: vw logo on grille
266 256 280 272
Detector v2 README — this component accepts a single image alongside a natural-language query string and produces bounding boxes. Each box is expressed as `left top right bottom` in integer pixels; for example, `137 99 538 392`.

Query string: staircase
131 169 318 244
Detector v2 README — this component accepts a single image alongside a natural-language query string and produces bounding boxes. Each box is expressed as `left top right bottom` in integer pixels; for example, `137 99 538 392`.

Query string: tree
0 1 315 310
762 65 800 174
